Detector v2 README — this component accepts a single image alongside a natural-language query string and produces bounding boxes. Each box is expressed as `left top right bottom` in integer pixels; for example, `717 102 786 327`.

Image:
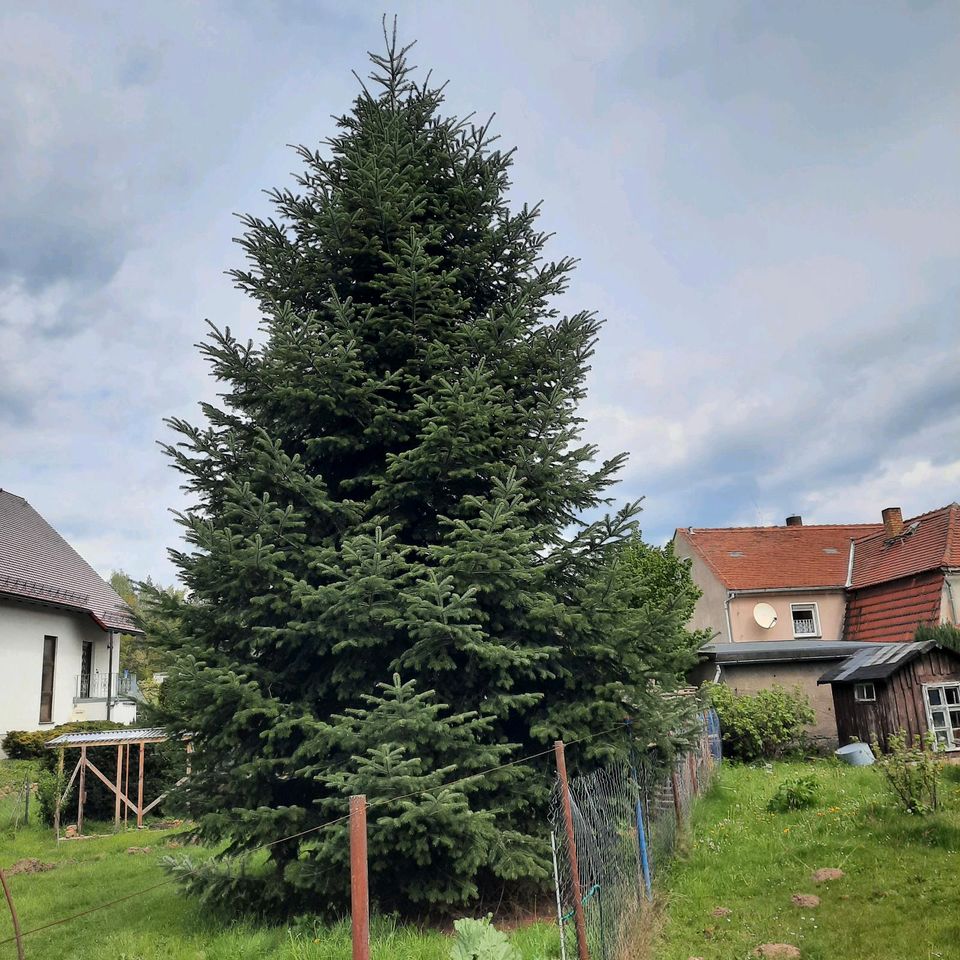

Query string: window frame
790 602 821 638
853 682 876 703
922 683 960 752
39 635 57 724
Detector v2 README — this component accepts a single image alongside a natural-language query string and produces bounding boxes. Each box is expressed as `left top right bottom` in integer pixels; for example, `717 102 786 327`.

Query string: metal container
835 742 875 766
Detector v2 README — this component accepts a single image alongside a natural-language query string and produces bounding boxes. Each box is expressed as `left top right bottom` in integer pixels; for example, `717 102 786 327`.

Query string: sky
1 0 958 584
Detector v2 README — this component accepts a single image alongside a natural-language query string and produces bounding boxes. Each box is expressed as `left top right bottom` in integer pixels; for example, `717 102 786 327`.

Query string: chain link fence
549 710 722 960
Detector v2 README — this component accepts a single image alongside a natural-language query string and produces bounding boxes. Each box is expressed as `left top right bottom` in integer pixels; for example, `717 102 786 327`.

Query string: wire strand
0 720 630 947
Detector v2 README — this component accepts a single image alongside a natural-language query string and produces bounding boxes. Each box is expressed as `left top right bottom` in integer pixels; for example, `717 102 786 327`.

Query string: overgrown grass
656 759 960 960
0 766 559 959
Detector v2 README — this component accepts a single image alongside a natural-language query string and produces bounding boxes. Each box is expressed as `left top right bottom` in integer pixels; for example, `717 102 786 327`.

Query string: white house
0 488 143 754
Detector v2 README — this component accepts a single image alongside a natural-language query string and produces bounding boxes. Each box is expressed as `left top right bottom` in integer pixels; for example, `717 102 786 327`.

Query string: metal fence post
555 740 591 960
0 867 25 960
350 794 370 960
634 784 653 901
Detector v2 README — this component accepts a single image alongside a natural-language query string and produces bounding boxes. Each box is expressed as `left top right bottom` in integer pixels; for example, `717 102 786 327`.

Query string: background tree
157 26 694 915
110 571 183 694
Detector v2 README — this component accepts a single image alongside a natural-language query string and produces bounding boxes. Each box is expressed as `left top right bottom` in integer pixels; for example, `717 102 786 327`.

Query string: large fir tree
159 26 694 915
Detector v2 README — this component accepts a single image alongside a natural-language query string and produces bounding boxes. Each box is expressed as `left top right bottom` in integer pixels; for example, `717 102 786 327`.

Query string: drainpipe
106 630 114 722
724 591 736 643
945 572 959 624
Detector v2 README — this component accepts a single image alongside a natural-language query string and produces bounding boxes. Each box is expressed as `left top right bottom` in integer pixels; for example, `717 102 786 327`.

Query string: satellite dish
753 602 778 629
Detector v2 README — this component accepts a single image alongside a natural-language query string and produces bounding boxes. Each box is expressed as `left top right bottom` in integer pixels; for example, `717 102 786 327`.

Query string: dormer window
791 603 820 638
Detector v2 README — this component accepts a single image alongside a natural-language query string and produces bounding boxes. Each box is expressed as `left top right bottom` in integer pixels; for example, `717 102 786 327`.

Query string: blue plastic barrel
835 742 875 766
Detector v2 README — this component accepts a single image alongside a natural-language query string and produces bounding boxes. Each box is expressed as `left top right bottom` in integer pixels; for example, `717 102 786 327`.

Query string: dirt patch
149 819 184 830
753 945 801 959
811 867 844 883
791 894 820 908
126 846 153 855
4 858 55 877
711 906 732 918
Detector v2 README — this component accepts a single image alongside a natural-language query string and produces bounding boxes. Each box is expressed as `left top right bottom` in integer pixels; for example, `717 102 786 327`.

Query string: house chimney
785 515 803 527
882 506 904 539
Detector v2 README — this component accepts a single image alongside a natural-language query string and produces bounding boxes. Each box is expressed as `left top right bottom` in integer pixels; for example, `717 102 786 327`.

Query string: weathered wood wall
831 648 960 751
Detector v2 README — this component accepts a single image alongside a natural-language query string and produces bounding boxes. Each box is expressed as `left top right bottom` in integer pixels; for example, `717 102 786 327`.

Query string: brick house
845 504 960 643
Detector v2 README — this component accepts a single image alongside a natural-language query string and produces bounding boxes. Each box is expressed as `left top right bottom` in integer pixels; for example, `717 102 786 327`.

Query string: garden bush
871 730 942 814
767 773 821 812
706 683 814 761
1 721 126 760
450 916 520 960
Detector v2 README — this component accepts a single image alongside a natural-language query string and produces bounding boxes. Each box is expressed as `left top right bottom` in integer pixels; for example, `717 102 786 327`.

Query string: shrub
871 730 942 815
2 721 126 760
706 683 815 761
450 916 520 960
767 773 821 812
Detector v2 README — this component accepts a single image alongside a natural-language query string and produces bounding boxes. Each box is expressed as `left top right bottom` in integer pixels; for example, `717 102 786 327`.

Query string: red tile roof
675 523 882 591
0 489 140 633
849 503 960 589
844 571 944 644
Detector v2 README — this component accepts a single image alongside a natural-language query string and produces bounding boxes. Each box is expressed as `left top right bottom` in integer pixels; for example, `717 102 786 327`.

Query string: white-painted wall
0 598 122 753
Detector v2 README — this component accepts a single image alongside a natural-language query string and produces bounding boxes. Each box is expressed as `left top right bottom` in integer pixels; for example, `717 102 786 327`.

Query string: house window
854 682 876 702
39 635 57 723
791 603 820 638
924 684 960 750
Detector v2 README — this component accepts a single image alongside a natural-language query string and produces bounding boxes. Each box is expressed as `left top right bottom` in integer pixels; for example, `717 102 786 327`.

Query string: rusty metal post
554 740 590 960
0 867 25 960
350 794 370 960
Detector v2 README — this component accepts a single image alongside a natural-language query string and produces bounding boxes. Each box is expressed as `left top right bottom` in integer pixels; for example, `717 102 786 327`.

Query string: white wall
0 598 117 752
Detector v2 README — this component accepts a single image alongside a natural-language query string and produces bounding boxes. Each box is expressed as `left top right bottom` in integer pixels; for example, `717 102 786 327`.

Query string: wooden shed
818 641 960 753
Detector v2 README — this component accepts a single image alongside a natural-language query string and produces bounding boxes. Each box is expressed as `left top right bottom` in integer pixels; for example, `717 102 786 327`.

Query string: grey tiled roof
0 488 141 634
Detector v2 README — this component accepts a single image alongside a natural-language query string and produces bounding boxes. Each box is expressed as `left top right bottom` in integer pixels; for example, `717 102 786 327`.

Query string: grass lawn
0 761 559 960
656 759 960 960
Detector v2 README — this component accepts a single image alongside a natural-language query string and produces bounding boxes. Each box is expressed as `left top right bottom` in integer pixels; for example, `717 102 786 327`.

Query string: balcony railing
792 618 817 636
74 673 139 702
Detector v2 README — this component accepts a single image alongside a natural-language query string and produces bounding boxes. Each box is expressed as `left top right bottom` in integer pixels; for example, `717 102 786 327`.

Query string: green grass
0 765 559 959
656 760 960 960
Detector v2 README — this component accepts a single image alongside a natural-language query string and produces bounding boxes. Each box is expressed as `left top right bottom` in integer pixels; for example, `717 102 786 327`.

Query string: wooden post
0 867 25 960
77 746 87 836
350 794 370 960
555 740 590 960
114 744 123 829
671 764 683 829
54 747 65 838
687 751 699 797
137 742 145 828
124 744 131 829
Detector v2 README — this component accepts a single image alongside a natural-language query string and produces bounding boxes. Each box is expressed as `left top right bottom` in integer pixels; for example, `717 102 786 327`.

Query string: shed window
924 684 960 750
790 603 820 638
854 682 876 702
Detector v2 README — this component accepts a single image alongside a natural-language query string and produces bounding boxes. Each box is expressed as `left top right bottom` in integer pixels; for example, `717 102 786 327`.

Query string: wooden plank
77 746 87 836
82 756 139 816
137 742 145 828
114 745 123 829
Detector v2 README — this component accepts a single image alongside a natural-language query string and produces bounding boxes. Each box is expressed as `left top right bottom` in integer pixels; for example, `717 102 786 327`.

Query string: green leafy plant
450 916 521 960
871 730 942 815
767 773 821 812
706 683 815 761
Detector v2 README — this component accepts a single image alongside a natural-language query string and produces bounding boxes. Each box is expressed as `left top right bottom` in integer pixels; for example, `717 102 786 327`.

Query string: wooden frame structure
45 727 191 836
